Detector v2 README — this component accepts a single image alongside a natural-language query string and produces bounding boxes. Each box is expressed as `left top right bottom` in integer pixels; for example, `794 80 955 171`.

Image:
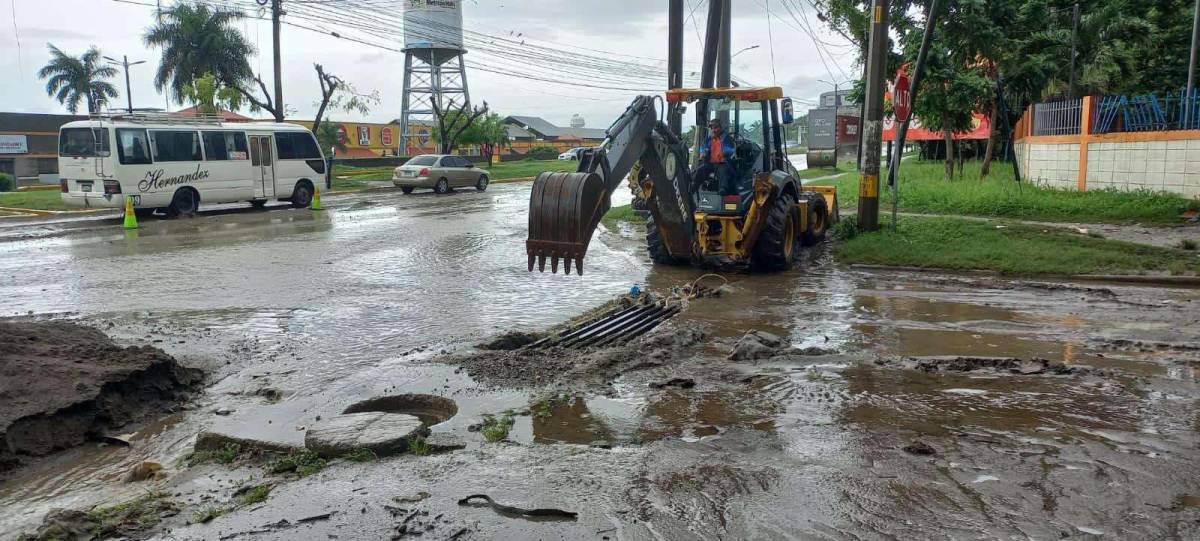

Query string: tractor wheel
646 214 688 265
751 191 801 271
799 192 830 247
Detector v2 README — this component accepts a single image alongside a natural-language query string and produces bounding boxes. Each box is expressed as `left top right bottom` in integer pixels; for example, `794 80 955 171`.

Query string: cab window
116 129 151 165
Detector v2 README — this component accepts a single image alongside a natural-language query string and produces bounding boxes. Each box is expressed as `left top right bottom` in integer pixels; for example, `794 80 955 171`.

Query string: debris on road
727 330 789 361
0 320 203 474
457 494 578 520
304 412 425 458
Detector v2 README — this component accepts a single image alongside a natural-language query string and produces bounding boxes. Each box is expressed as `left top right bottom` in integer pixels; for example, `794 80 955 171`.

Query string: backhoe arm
526 95 695 275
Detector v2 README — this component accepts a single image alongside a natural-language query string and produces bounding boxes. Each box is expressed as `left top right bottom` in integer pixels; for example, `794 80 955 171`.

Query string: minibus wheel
166 188 199 218
291 181 314 208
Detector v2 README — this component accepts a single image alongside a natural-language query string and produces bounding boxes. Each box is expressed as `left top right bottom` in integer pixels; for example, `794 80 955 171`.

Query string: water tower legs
399 50 471 156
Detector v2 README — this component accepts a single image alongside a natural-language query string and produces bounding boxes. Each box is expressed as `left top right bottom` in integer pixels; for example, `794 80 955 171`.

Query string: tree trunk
981 102 998 178
943 125 954 180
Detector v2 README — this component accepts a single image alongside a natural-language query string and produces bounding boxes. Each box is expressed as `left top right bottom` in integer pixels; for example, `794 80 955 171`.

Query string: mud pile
0 319 203 473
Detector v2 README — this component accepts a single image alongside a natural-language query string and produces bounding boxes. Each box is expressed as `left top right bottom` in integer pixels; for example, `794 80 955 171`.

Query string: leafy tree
144 3 254 104
314 122 346 156
37 44 118 114
181 72 248 114
457 112 508 163
312 64 380 134
430 100 490 154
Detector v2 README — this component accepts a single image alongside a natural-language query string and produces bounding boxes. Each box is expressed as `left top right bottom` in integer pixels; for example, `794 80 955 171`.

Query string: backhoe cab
524 86 837 275
663 87 837 269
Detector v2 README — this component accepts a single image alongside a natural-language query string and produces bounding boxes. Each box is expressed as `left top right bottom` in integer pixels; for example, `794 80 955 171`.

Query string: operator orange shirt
708 137 725 163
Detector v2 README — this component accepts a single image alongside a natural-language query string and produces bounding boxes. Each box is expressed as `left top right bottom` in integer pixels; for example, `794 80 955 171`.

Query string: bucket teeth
525 171 608 276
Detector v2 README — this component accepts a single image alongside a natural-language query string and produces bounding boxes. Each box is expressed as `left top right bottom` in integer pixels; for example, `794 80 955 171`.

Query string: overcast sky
0 0 858 128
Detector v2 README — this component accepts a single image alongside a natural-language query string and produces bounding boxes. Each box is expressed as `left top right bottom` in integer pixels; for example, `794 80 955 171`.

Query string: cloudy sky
0 0 858 128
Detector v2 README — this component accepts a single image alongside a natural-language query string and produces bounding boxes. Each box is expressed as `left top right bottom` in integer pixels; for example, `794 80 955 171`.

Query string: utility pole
857 0 888 232
668 0 684 136
271 0 284 122
1187 0 1200 128
104 55 147 113
1068 2 1080 100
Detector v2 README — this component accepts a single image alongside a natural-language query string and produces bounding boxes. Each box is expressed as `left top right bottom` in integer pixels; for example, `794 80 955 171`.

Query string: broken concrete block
728 330 788 361
304 412 424 459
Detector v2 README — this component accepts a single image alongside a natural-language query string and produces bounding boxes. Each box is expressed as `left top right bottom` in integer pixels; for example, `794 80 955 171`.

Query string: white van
58 114 327 217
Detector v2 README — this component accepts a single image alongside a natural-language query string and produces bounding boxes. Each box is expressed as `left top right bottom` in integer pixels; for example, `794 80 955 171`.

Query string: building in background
503 115 606 154
0 113 84 186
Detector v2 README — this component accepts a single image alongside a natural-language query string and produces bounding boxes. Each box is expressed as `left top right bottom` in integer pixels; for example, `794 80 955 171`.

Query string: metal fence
1032 98 1083 135
1091 90 1200 134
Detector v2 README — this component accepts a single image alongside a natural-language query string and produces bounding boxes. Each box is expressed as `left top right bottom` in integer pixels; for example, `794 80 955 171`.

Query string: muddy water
3 183 1200 539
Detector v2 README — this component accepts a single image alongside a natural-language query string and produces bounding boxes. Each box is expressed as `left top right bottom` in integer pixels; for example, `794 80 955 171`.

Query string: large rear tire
799 192 830 247
751 192 801 271
646 214 689 265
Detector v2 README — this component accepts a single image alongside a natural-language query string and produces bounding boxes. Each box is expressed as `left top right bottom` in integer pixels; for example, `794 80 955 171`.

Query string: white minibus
58 114 327 217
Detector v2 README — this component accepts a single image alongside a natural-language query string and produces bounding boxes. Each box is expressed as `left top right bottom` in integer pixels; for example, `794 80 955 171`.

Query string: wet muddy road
3 183 1200 540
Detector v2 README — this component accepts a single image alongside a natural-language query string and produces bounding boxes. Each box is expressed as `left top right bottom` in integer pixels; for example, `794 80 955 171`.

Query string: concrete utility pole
1187 0 1200 128
104 55 146 113
1068 2 1080 100
668 0 684 136
857 0 889 232
271 0 284 122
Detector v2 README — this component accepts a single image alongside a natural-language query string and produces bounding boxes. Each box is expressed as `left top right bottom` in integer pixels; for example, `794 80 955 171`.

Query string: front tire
291 181 314 208
751 192 801 271
165 188 199 219
434 178 450 194
799 192 830 247
476 175 489 192
646 214 689 265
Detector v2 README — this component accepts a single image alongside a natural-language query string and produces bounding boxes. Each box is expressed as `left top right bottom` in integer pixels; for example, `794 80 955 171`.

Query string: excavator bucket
526 171 609 275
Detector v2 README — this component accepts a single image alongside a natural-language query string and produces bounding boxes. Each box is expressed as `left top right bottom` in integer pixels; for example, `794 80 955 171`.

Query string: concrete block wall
1018 139 1200 198
1016 142 1079 190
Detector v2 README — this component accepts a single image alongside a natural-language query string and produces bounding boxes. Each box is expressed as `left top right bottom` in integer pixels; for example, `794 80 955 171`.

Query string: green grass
187 443 242 466
234 484 273 506
191 505 228 524
601 204 646 230
407 436 430 456
795 160 857 180
484 159 574 180
341 448 378 462
480 412 515 443
88 490 178 537
268 450 327 477
0 190 71 211
835 215 1200 276
806 160 1199 225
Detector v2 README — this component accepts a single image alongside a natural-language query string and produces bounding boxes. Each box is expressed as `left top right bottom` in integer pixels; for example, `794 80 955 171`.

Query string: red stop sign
894 67 912 122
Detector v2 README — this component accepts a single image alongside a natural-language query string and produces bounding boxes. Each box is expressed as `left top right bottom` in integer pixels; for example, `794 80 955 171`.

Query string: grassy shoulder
0 190 72 211
601 204 646 230
835 215 1200 276
805 160 1199 225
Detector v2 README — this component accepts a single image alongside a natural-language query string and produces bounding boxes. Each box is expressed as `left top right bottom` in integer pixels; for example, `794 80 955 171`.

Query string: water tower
398 0 471 155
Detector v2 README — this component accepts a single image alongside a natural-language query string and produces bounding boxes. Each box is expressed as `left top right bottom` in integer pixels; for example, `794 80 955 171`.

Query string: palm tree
144 2 254 104
37 44 118 114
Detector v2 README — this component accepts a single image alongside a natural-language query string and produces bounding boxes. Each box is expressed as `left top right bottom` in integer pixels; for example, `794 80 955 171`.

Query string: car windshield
405 155 437 166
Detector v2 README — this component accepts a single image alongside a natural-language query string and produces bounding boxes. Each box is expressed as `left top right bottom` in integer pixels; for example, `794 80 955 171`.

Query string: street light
103 55 147 113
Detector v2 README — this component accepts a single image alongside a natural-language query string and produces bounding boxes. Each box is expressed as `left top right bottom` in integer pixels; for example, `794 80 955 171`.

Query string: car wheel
434 178 450 194
401 186 415 194
291 181 314 208
475 175 489 192
165 188 199 218
250 199 267 209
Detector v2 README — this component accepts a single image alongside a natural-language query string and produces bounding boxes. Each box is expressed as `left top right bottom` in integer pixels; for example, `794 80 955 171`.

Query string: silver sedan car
392 154 490 194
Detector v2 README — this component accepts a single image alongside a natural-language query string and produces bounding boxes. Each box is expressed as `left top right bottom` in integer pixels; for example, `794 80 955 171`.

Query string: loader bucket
526 171 609 275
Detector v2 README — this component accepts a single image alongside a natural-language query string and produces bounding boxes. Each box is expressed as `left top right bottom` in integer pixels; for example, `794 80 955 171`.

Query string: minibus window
202 132 249 161
59 128 110 157
152 131 202 162
116 129 152 165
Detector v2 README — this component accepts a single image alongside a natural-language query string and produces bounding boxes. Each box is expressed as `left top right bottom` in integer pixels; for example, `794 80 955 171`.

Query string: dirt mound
0 319 203 473
477 331 543 351
875 356 1082 375
447 321 708 389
